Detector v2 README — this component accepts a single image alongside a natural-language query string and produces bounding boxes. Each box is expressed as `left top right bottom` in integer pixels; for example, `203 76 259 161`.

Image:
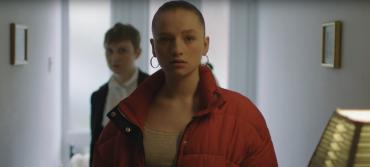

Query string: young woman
93 1 277 167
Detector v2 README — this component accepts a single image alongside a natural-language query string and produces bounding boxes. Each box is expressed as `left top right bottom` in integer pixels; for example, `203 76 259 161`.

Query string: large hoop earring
150 57 159 68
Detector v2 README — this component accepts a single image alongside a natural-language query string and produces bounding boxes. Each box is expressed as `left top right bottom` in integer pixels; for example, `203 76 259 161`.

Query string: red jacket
93 66 278 167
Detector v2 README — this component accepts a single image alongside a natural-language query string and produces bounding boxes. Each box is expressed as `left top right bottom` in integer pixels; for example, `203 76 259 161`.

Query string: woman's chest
146 100 194 132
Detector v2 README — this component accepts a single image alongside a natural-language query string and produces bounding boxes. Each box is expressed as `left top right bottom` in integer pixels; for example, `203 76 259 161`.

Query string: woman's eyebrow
182 29 197 34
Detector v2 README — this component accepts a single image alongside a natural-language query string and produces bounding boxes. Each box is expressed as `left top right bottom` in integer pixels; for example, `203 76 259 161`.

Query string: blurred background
0 0 369 166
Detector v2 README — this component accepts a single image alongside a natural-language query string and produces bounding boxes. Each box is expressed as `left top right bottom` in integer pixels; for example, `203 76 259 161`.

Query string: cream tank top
143 126 182 167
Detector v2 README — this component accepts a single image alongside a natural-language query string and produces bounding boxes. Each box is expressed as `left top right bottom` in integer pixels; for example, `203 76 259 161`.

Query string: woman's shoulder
217 88 267 127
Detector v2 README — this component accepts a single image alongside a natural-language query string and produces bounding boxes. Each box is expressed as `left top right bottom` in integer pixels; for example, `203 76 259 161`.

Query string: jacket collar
115 65 225 129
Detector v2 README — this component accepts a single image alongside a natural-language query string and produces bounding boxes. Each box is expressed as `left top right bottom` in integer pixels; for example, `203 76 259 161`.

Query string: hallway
0 0 370 167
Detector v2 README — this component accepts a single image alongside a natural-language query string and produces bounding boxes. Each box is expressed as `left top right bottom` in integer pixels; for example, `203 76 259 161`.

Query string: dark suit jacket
90 70 148 166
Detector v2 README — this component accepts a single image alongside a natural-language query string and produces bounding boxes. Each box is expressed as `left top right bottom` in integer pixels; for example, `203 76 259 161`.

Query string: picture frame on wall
321 21 342 68
10 23 28 65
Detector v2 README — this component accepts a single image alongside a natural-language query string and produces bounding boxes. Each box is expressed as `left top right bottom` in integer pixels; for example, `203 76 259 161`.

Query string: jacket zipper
174 117 195 166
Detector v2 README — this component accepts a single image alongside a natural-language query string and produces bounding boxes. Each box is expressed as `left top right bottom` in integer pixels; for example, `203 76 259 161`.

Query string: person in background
93 1 277 166
89 23 149 166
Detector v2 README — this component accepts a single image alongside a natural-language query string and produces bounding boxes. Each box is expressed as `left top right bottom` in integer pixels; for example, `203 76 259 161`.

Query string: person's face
105 40 141 75
150 9 209 77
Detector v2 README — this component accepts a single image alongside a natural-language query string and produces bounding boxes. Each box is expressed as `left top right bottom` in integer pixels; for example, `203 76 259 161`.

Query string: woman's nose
171 38 184 56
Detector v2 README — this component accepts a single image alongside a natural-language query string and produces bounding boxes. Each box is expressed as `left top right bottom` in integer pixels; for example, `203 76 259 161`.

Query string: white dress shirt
102 69 139 127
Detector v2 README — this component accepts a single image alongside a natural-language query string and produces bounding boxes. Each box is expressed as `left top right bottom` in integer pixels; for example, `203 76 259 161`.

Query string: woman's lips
171 60 186 64
170 60 187 67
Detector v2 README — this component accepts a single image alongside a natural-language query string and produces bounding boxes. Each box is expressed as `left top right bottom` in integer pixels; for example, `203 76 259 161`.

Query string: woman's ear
150 38 157 57
202 36 210 55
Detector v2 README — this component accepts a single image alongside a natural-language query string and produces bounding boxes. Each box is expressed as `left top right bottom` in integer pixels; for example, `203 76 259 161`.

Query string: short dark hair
151 1 205 35
104 23 141 49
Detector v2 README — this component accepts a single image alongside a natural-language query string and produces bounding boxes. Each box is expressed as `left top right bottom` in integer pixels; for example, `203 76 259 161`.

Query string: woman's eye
185 36 195 42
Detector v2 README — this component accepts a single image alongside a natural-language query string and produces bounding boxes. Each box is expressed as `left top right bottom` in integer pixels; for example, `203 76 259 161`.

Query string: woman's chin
165 67 198 78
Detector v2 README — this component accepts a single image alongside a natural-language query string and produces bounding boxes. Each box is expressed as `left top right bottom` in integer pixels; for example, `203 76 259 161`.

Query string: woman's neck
161 68 200 100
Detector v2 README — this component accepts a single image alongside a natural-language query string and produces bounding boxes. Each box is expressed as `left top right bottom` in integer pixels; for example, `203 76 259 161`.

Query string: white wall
257 1 370 166
202 1 230 88
68 0 111 132
229 0 258 102
0 1 62 167
111 0 150 73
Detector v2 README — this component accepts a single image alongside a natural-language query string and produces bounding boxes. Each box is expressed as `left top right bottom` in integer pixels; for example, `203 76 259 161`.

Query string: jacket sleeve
240 103 278 167
240 135 278 167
